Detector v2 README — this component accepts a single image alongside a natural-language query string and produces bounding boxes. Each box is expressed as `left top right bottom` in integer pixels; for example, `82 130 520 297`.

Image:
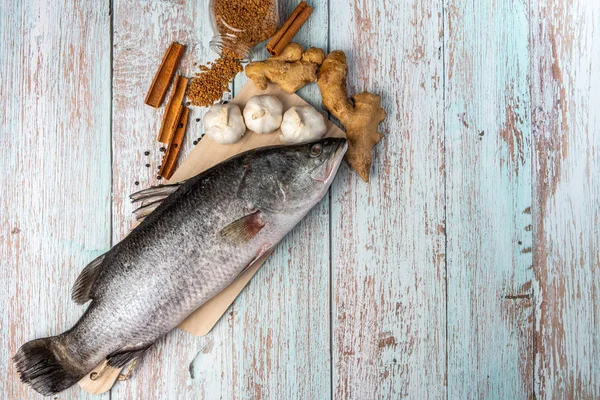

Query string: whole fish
14 138 347 396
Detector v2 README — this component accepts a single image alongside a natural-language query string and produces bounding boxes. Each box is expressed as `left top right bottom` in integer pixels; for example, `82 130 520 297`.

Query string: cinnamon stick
159 107 190 180
145 42 185 108
266 1 313 56
157 75 188 143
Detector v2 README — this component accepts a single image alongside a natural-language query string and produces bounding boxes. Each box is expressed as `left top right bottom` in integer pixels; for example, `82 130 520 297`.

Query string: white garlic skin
204 103 246 144
243 95 283 134
280 105 327 144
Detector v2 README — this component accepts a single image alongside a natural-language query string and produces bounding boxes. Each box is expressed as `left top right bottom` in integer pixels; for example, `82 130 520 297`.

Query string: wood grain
0 1 111 399
444 0 534 398
530 0 600 397
329 0 446 398
3 0 600 398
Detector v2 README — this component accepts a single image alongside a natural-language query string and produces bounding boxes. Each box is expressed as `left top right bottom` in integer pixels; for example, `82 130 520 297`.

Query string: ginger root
245 43 325 94
317 51 386 182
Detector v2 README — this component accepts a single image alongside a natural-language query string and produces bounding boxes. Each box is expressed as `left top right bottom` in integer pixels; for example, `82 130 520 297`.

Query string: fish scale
14 138 347 396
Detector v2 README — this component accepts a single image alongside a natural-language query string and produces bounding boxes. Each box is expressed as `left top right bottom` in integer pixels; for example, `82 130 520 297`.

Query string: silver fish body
14 138 347 396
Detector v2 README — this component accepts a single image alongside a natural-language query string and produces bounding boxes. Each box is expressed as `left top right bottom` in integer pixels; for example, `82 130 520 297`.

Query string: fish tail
14 335 85 396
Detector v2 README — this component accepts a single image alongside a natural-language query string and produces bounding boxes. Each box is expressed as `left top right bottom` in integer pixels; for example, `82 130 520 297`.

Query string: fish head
241 138 348 213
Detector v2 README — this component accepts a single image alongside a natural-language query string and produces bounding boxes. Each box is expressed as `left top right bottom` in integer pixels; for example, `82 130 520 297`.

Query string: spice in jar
212 0 279 48
187 0 280 108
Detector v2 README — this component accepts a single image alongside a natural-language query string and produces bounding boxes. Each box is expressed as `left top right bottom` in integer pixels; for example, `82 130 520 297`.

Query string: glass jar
209 0 279 62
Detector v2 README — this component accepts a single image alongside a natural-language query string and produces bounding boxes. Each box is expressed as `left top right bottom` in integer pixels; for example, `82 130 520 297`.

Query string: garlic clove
280 105 327 144
243 95 283 134
204 103 246 144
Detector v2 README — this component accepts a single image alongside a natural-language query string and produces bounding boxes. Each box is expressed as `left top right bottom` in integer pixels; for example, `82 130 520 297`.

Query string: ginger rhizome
317 51 386 182
245 43 325 93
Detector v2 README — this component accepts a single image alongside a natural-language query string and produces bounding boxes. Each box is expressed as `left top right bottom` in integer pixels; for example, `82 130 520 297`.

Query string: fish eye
310 144 323 157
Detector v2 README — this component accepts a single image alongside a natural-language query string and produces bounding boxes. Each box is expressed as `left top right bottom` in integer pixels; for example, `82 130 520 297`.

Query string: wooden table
1 0 598 398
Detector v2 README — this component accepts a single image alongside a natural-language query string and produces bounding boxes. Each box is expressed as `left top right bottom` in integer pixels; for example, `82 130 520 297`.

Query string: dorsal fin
129 182 182 202
130 182 184 221
140 194 170 207
132 200 163 221
71 254 106 304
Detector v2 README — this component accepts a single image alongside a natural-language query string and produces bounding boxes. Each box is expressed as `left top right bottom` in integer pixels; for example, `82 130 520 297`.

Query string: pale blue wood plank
0 0 112 398
530 0 600 397
6 1 599 399
230 2 332 398
445 0 534 397
329 0 446 398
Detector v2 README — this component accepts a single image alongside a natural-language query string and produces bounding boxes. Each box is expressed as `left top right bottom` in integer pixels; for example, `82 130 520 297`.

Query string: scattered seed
134 181 140 185
157 176 162 180
145 163 150 168
144 151 150 156
187 49 243 107
160 147 166 152
196 118 201 122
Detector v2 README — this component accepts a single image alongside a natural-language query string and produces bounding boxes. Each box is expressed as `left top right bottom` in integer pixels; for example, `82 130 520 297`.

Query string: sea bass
15 138 347 396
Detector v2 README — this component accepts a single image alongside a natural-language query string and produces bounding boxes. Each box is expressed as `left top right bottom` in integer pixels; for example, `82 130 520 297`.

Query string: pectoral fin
219 211 265 243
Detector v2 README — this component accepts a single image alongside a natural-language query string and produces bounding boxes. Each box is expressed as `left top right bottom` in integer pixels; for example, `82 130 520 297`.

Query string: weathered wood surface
2 0 600 398
531 0 600 397
0 1 112 399
445 0 534 398
328 0 446 398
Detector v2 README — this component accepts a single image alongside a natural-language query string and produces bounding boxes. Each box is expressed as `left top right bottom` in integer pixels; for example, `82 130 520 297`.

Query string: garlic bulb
280 105 327 144
204 103 246 144
243 95 283 134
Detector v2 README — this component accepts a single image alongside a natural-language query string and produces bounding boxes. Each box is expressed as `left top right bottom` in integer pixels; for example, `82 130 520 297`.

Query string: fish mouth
314 139 348 183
